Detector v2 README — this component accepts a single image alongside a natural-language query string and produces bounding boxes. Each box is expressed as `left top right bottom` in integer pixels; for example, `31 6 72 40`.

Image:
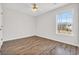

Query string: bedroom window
56 11 73 35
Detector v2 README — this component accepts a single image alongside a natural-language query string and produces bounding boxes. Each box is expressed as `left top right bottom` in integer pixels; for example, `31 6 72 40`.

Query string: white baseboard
2 34 79 47
3 34 35 42
36 34 79 47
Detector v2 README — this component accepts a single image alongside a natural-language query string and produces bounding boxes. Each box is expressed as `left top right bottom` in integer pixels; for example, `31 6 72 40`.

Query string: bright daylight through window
56 11 73 35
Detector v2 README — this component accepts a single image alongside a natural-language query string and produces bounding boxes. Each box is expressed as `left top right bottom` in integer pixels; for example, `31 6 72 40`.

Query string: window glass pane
56 11 73 35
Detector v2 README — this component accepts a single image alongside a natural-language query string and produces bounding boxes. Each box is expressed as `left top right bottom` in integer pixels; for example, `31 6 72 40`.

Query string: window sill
56 32 74 36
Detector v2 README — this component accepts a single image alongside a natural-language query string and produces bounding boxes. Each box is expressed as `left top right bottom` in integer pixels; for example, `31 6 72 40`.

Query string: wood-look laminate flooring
1 36 79 55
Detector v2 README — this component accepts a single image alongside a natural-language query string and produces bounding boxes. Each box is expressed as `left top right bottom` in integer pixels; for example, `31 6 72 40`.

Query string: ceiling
3 3 68 16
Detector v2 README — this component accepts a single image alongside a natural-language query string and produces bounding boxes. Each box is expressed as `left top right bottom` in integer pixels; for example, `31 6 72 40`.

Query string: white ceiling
3 3 68 16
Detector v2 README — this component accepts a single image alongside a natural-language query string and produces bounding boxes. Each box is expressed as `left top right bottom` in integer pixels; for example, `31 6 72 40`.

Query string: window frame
56 9 74 36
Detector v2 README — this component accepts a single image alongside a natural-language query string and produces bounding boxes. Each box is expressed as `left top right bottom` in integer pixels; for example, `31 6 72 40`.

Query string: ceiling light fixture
32 3 38 12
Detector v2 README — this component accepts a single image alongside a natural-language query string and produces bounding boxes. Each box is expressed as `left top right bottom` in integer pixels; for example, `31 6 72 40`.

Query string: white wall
36 4 79 46
0 4 3 48
1 4 79 47
3 8 35 41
